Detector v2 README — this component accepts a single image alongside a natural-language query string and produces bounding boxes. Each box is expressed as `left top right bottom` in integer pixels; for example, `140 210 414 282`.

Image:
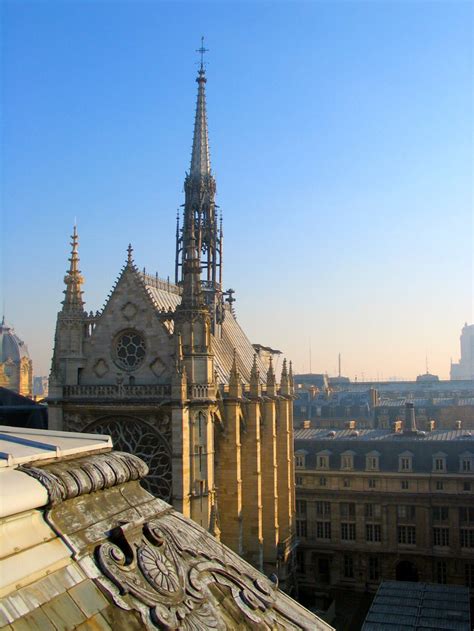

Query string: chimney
404 402 417 434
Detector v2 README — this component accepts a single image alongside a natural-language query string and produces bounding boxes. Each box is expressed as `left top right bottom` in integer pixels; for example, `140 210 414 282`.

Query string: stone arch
83 415 172 502
395 560 418 582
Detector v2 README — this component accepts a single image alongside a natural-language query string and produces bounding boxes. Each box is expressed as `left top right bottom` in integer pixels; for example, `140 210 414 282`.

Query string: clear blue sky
1 0 472 379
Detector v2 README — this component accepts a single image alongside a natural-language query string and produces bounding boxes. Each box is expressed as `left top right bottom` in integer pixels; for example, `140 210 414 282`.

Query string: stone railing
141 272 182 296
188 384 216 400
64 384 172 399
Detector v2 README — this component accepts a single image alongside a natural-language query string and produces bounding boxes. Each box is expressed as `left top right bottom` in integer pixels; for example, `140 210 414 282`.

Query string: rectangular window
296 520 307 538
341 455 353 470
316 521 331 539
365 504 381 520
465 563 474 588
400 457 411 471
340 502 356 518
433 506 449 522
317 456 328 469
433 527 450 547
368 479 377 489
316 501 331 517
459 507 474 523
343 555 354 578
462 458 472 472
436 481 444 491
436 561 447 584
295 475 303 486
397 505 416 521
341 522 356 541
369 557 379 581
434 458 445 471
366 456 379 471
398 525 416 545
401 480 409 490
460 528 474 548
366 523 382 542
343 478 350 488
296 500 307 516
319 476 327 487
296 549 305 574
295 455 305 469
463 482 471 491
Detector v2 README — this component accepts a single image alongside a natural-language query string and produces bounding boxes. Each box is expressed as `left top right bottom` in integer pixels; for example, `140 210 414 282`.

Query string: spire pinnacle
127 243 134 266
62 225 84 312
250 354 261 397
190 40 211 178
266 356 277 397
228 348 242 397
280 358 290 396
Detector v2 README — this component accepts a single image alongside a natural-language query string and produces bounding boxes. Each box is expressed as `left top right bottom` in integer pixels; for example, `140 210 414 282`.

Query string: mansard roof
0 426 330 631
142 273 268 385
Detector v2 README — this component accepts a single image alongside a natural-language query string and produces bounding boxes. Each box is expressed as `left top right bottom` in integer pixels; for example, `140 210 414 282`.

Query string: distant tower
0 317 33 397
451 323 474 380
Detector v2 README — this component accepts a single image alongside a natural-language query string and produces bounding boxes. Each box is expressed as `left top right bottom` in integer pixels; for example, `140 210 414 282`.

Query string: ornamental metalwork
83 417 172 501
113 329 146 371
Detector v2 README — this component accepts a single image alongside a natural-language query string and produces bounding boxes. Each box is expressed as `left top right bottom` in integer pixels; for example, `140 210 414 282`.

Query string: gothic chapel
49 58 296 589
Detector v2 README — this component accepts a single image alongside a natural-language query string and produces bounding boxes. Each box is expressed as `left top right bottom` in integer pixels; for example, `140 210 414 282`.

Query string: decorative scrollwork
94 514 285 630
84 417 172 501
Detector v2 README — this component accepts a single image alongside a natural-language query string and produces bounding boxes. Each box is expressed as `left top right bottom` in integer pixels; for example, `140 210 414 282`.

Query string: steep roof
142 273 269 384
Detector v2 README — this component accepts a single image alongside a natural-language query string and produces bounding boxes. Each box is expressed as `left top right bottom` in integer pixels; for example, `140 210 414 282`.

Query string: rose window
114 330 146 371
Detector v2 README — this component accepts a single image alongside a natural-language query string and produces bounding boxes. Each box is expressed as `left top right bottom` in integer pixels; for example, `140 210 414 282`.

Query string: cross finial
196 36 209 71
127 243 134 265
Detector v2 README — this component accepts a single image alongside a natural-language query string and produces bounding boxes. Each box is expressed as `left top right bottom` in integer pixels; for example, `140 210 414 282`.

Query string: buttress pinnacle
62 225 84 312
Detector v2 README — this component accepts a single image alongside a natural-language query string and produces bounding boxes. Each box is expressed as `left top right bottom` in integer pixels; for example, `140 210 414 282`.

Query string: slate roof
362 581 470 631
142 274 269 385
294 428 474 474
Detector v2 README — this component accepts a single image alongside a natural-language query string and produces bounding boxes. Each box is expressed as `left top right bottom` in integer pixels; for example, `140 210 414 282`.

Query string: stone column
261 396 279 572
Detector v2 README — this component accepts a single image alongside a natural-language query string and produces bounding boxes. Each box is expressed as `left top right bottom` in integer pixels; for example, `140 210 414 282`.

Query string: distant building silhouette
451 323 474 380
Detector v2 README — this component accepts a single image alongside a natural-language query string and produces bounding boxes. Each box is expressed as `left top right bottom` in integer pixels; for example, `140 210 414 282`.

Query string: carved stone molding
19 452 148 507
95 515 285 630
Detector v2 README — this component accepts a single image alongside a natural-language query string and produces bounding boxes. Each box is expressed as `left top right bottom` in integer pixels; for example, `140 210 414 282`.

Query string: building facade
48 61 297 588
293 405 474 605
0 317 32 398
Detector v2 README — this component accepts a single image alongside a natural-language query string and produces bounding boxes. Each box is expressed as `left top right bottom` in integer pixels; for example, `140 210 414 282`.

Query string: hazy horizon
1 1 472 380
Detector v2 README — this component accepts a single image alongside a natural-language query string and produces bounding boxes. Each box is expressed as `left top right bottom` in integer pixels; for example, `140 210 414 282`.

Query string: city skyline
1 1 472 380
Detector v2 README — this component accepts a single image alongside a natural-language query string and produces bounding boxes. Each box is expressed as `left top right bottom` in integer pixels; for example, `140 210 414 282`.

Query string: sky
1 0 473 380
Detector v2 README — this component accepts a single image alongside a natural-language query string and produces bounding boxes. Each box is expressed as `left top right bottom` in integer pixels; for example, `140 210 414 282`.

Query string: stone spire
62 225 84 312
249 354 261 397
175 44 222 301
280 359 290 396
266 356 277 397
190 62 211 179
289 361 295 396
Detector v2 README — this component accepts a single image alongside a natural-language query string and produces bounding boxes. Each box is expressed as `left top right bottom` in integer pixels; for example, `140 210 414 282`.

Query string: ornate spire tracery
62 225 84 312
175 45 223 316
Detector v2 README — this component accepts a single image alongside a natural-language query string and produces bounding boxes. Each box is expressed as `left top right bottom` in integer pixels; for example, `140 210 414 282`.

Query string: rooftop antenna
425 354 429 374
196 36 209 71
338 352 341 378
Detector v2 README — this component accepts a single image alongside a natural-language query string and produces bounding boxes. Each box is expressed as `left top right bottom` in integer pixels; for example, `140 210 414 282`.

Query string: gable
79 267 174 385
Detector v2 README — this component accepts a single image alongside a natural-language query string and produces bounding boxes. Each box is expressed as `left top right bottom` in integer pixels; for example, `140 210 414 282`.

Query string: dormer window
366 451 380 472
399 451 414 473
341 451 355 471
432 452 447 473
460 452 474 473
295 450 308 469
316 450 331 470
